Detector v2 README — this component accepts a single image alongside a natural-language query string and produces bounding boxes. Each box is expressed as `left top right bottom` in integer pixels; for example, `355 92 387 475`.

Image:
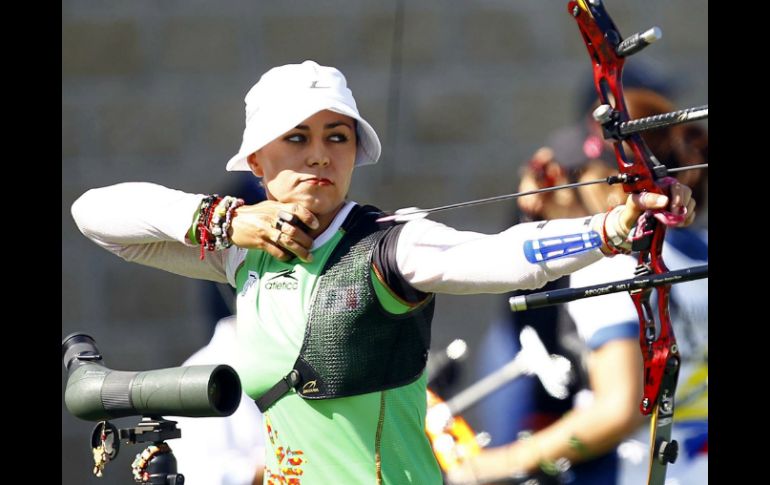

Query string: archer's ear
246 153 264 178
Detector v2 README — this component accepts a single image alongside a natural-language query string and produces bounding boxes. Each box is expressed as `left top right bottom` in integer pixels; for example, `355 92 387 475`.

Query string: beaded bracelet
196 195 221 260
210 195 245 250
516 430 574 478
601 207 623 256
131 443 171 482
196 194 245 259
568 435 590 457
601 206 633 256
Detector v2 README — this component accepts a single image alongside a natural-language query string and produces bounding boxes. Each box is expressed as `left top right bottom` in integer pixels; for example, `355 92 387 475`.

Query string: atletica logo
309 80 330 89
264 269 299 290
302 380 319 394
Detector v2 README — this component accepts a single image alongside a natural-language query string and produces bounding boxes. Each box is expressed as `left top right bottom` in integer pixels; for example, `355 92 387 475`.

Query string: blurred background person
463 81 707 484
170 315 266 485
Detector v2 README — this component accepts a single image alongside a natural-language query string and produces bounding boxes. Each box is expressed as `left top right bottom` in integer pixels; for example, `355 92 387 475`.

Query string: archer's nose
307 152 331 167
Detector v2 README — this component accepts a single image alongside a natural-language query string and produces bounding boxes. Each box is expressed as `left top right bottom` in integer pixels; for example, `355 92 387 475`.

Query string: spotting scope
62 333 241 421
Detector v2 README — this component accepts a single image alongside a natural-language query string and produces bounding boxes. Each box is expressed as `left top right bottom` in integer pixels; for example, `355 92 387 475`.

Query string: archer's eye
284 133 307 143
328 133 350 143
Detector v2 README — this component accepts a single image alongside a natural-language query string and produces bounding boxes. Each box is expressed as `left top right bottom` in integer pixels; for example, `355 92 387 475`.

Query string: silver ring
278 210 295 223
274 231 283 244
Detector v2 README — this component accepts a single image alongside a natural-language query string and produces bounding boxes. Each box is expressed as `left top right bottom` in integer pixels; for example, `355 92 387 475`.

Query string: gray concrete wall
62 1 707 483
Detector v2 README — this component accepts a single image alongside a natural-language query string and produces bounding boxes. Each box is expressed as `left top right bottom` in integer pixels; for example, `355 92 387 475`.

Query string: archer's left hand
619 179 697 233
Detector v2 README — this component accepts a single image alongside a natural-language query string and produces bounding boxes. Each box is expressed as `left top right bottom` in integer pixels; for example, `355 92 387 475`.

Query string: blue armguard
524 231 602 263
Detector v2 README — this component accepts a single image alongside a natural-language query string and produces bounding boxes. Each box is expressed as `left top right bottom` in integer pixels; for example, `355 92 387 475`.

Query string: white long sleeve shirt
71 182 607 295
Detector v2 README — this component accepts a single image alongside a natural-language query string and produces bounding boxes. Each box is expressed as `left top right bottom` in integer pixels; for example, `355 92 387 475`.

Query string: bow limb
567 1 687 484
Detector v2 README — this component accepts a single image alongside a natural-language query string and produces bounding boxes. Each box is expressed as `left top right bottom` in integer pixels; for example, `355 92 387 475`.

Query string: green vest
256 204 435 411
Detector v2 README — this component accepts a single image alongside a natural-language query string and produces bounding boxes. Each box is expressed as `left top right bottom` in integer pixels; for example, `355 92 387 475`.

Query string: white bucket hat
226 60 382 172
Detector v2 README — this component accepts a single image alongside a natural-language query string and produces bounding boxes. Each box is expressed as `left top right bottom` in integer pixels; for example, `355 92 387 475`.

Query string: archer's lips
303 178 333 186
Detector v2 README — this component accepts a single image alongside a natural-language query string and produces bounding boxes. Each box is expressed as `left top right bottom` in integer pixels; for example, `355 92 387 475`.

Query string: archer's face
247 110 357 218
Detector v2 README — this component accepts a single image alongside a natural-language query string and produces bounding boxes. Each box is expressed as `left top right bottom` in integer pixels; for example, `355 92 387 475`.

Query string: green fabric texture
233 211 440 484
294 212 432 401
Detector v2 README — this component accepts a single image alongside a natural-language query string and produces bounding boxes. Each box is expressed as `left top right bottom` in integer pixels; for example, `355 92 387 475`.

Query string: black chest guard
255 205 435 412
